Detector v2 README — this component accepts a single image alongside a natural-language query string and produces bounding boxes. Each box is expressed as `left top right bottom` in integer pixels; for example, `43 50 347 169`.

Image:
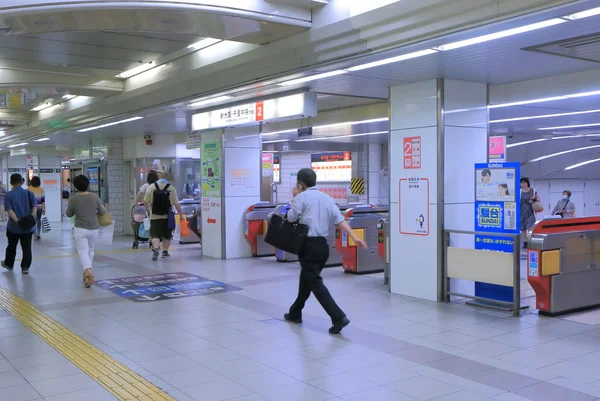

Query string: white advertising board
399 178 430 236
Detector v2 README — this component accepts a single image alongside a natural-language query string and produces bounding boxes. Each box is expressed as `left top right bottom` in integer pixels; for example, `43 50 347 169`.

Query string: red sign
207 218 217 224
403 136 421 169
255 101 264 121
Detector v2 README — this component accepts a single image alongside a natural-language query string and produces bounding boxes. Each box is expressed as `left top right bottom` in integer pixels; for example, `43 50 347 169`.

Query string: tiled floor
0 224 598 400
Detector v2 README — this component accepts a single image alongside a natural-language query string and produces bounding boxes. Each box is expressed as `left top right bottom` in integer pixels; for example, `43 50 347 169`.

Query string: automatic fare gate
528 216 600 316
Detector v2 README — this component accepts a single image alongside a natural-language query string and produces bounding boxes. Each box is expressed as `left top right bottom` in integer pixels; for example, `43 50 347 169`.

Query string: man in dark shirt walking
284 168 367 334
2 174 37 274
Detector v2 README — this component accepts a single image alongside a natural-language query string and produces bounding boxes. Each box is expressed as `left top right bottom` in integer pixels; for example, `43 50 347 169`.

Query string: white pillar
368 143 382 205
389 79 488 302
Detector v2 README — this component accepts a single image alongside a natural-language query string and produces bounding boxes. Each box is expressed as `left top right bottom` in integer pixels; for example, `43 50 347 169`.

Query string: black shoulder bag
264 214 308 255
18 191 36 230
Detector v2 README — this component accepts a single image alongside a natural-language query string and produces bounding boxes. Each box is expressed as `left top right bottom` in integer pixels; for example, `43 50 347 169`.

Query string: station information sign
191 92 317 131
310 152 352 182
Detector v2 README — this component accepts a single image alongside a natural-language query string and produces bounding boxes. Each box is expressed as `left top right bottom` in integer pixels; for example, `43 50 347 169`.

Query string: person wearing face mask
552 190 575 218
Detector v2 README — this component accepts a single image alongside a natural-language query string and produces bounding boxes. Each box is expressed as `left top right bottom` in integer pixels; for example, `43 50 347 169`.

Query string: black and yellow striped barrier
350 178 365 194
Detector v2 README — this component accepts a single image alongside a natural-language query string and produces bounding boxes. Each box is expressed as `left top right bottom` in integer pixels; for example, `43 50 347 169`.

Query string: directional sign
95 272 240 302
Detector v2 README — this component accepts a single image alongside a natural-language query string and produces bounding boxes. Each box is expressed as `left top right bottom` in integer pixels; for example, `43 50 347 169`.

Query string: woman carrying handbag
520 177 542 250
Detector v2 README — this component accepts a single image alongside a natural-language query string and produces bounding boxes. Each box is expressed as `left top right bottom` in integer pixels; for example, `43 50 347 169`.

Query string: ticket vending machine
335 206 389 274
245 203 280 257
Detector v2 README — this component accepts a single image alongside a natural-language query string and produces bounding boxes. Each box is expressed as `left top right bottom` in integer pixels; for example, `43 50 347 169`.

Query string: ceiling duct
524 32 600 63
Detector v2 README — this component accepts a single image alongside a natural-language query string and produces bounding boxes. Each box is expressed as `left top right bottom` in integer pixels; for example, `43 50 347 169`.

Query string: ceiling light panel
565 157 600 170
491 90 600 109
528 144 600 163
188 95 232 108
564 7 600 20
539 122 600 130
77 116 143 133
261 118 388 137
279 70 347 86
7 143 27 148
34 138 50 142
491 109 600 123
347 49 438 72
116 62 156 79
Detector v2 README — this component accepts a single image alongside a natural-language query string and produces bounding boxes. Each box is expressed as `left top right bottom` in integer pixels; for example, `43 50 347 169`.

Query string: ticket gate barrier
245 203 281 257
528 217 600 316
377 216 390 285
335 206 389 273
179 199 201 244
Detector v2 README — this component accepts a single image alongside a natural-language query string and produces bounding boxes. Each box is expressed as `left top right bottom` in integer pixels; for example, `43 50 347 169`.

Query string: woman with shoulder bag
66 175 106 288
520 177 542 250
552 190 575 218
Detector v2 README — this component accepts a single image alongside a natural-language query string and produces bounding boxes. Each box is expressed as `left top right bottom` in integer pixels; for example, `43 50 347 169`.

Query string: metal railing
443 229 522 317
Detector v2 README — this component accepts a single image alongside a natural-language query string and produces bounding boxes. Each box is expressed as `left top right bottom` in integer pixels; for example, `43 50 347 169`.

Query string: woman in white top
135 170 159 204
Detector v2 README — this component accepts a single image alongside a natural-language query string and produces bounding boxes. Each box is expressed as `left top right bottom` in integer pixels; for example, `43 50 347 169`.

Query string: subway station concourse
4 1 600 400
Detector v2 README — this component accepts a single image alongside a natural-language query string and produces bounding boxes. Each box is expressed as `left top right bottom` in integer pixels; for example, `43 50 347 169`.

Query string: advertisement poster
310 152 352 182
399 178 429 236
474 162 520 302
201 141 221 197
489 136 506 162
273 154 280 183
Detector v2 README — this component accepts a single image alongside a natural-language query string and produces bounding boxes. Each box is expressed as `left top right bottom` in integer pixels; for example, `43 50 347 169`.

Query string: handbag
42 216 51 232
18 191 36 230
264 214 308 255
98 211 113 227
531 189 544 213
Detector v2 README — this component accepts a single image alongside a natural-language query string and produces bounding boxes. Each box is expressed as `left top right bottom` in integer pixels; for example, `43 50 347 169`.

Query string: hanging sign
310 152 352 183
191 92 317 131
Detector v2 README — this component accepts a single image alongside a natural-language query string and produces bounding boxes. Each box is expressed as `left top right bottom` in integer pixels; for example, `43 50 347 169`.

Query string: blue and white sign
528 251 539 277
96 272 240 302
474 162 520 302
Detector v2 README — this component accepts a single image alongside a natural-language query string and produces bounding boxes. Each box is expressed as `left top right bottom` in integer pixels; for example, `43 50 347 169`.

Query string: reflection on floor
0 224 600 400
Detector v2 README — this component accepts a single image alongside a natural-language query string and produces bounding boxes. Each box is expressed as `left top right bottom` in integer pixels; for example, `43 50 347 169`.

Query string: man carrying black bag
2 174 37 274
284 168 367 334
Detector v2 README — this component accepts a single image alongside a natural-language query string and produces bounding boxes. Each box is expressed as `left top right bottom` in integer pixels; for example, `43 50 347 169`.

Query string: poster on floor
474 162 520 302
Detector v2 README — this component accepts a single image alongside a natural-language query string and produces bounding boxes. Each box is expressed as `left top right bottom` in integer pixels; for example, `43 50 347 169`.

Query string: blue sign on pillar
474 162 520 302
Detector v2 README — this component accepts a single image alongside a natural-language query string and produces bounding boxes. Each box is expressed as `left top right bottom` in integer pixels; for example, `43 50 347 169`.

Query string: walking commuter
284 168 368 334
66 175 106 288
552 190 575 218
0 182 7 221
136 170 158 204
144 171 183 261
520 177 540 249
1 174 37 274
29 176 45 240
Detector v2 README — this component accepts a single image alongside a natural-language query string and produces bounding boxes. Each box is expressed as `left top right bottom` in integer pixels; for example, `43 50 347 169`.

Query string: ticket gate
245 203 280 257
179 199 201 244
335 206 389 273
528 217 600 316
377 216 390 285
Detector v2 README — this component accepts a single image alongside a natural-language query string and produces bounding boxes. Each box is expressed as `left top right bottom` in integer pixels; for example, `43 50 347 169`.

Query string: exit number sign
403 136 421 169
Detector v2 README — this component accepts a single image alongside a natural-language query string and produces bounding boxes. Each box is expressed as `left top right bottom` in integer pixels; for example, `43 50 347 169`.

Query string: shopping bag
167 211 176 231
264 214 308 255
180 217 190 237
96 221 115 245
138 224 150 239
42 216 51 233
143 217 151 231
98 211 113 227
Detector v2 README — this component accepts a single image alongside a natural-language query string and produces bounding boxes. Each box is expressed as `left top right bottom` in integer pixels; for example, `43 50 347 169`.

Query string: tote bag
264 214 308 255
96 221 115 245
42 216 51 233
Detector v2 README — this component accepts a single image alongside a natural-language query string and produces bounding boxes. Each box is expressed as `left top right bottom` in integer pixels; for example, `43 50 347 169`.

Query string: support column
108 138 125 236
368 143 382 205
389 79 487 302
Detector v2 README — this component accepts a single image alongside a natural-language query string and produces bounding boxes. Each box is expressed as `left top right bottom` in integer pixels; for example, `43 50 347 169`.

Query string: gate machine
178 199 201 244
528 216 600 316
335 206 389 273
244 202 281 257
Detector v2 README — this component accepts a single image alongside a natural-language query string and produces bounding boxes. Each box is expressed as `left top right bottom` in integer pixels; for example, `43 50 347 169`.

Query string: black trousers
288 237 345 323
5 229 33 269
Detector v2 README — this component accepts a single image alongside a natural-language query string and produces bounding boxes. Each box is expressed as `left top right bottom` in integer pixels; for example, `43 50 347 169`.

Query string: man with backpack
144 171 183 261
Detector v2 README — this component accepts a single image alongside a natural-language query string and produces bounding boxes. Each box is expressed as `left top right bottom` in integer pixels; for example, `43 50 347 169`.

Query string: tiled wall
108 138 125 235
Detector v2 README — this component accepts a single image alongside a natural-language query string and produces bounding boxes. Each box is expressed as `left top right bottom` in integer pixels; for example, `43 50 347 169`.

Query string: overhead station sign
191 92 317 131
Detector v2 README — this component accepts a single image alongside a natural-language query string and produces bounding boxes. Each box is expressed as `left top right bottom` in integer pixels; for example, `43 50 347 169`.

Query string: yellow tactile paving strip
0 286 176 401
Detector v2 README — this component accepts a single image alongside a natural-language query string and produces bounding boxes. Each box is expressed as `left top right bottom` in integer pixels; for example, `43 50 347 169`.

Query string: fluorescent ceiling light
187 38 221 50
34 137 50 142
506 139 548 148
62 95 77 100
295 131 387 142
563 7 600 20
528 144 600 163
539 122 600 130
263 139 289 144
347 49 438 72
279 70 347 86
262 118 388 137
565 157 600 170
116 62 156 79
435 19 566 52
491 90 600 109
30 103 53 112
188 95 232 108
7 143 27 148
77 116 143 133
491 109 600 123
